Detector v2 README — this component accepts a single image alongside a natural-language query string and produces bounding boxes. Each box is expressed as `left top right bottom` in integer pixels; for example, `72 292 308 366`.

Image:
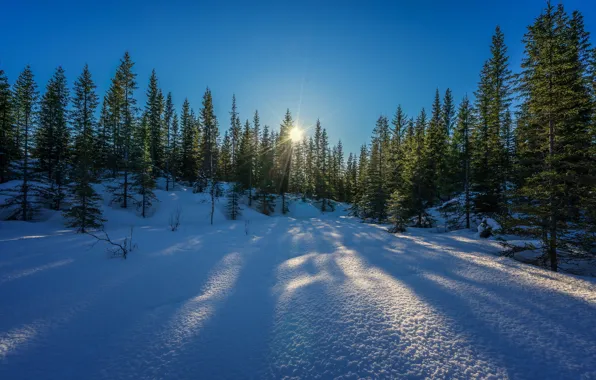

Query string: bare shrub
87 225 136 259
169 207 182 231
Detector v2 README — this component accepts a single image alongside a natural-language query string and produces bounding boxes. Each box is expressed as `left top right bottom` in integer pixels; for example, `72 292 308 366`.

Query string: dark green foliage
0 69 14 183
387 190 409 233
35 66 70 210
516 3 594 271
133 114 157 218
2 66 39 220
199 88 218 188
180 99 200 183
226 183 242 220
145 70 165 171
63 65 105 232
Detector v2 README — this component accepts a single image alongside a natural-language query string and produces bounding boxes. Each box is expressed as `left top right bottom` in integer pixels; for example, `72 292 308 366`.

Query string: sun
289 126 303 142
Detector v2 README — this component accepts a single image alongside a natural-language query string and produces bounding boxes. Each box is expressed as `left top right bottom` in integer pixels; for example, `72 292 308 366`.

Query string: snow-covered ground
1 190 596 379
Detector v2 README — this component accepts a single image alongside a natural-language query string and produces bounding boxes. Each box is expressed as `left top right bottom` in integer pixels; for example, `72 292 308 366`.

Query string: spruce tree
0 69 14 183
107 52 138 208
226 182 242 220
199 88 219 189
64 65 104 232
219 130 232 182
164 92 175 190
277 109 293 214
145 70 165 172
2 66 39 220
229 94 241 177
257 124 275 215
237 119 254 204
133 114 157 218
35 66 70 210
472 26 513 215
180 99 200 182
452 95 474 228
517 3 593 271
424 89 447 203
252 110 261 193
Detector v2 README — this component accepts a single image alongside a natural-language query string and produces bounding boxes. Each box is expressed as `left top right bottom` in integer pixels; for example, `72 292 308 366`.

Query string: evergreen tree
252 110 261 192
277 109 293 214
170 111 180 188
229 94 241 176
304 136 315 198
95 98 112 177
133 114 157 218
237 119 254 204
387 190 409 233
517 3 593 271
145 70 165 172
163 92 175 190
0 69 14 183
180 99 199 182
389 105 407 191
219 130 232 182
472 26 513 214
424 89 447 203
2 66 39 220
35 67 70 210
452 95 474 228
257 124 275 215
199 88 219 190
226 182 242 220
64 65 104 232
108 52 138 208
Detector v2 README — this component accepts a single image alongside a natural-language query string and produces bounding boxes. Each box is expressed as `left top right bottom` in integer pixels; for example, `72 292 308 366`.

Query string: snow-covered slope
1 204 595 379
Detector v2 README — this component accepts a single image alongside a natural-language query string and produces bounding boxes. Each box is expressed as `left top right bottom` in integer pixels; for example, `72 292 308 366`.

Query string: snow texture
1 189 596 379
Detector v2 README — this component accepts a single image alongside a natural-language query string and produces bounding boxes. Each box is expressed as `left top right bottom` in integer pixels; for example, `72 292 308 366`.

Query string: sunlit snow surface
1 216 595 379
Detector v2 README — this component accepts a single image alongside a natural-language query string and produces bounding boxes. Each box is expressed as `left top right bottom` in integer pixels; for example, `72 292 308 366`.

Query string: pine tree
229 94 241 177
219 130 232 182
95 98 112 177
164 92 175 190
252 110 261 193
145 70 165 172
277 109 293 214
226 182 242 220
405 109 433 226
237 119 254 204
387 190 409 233
180 99 200 182
441 89 457 198
472 26 513 215
257 124 275 215
0 69 14 183
360 116 390 220
199 88 219 190
133 114 157 218
389 105 407 192
517 3 593 271
452 95 474 228
2 66 39 220
424 89 448 203
304 136 315 198
169 111 180 188
35 66 70 210
108 52 138 208
64 65 104 232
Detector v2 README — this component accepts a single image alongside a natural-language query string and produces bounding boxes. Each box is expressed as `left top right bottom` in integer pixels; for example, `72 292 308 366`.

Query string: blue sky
1 0 595 154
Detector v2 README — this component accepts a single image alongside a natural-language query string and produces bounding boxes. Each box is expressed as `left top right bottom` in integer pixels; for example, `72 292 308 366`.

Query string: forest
1 2 595 272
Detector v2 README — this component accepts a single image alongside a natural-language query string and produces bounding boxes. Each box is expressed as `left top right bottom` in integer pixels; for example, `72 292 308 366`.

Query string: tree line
0 2 594 270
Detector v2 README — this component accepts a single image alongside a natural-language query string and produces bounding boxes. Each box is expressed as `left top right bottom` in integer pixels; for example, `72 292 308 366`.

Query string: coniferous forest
1 3 595 272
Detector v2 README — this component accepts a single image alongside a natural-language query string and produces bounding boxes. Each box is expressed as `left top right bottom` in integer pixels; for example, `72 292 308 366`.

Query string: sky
1 0 595 154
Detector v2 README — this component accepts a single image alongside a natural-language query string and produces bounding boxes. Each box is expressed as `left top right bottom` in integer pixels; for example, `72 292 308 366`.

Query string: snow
1 189 596 379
